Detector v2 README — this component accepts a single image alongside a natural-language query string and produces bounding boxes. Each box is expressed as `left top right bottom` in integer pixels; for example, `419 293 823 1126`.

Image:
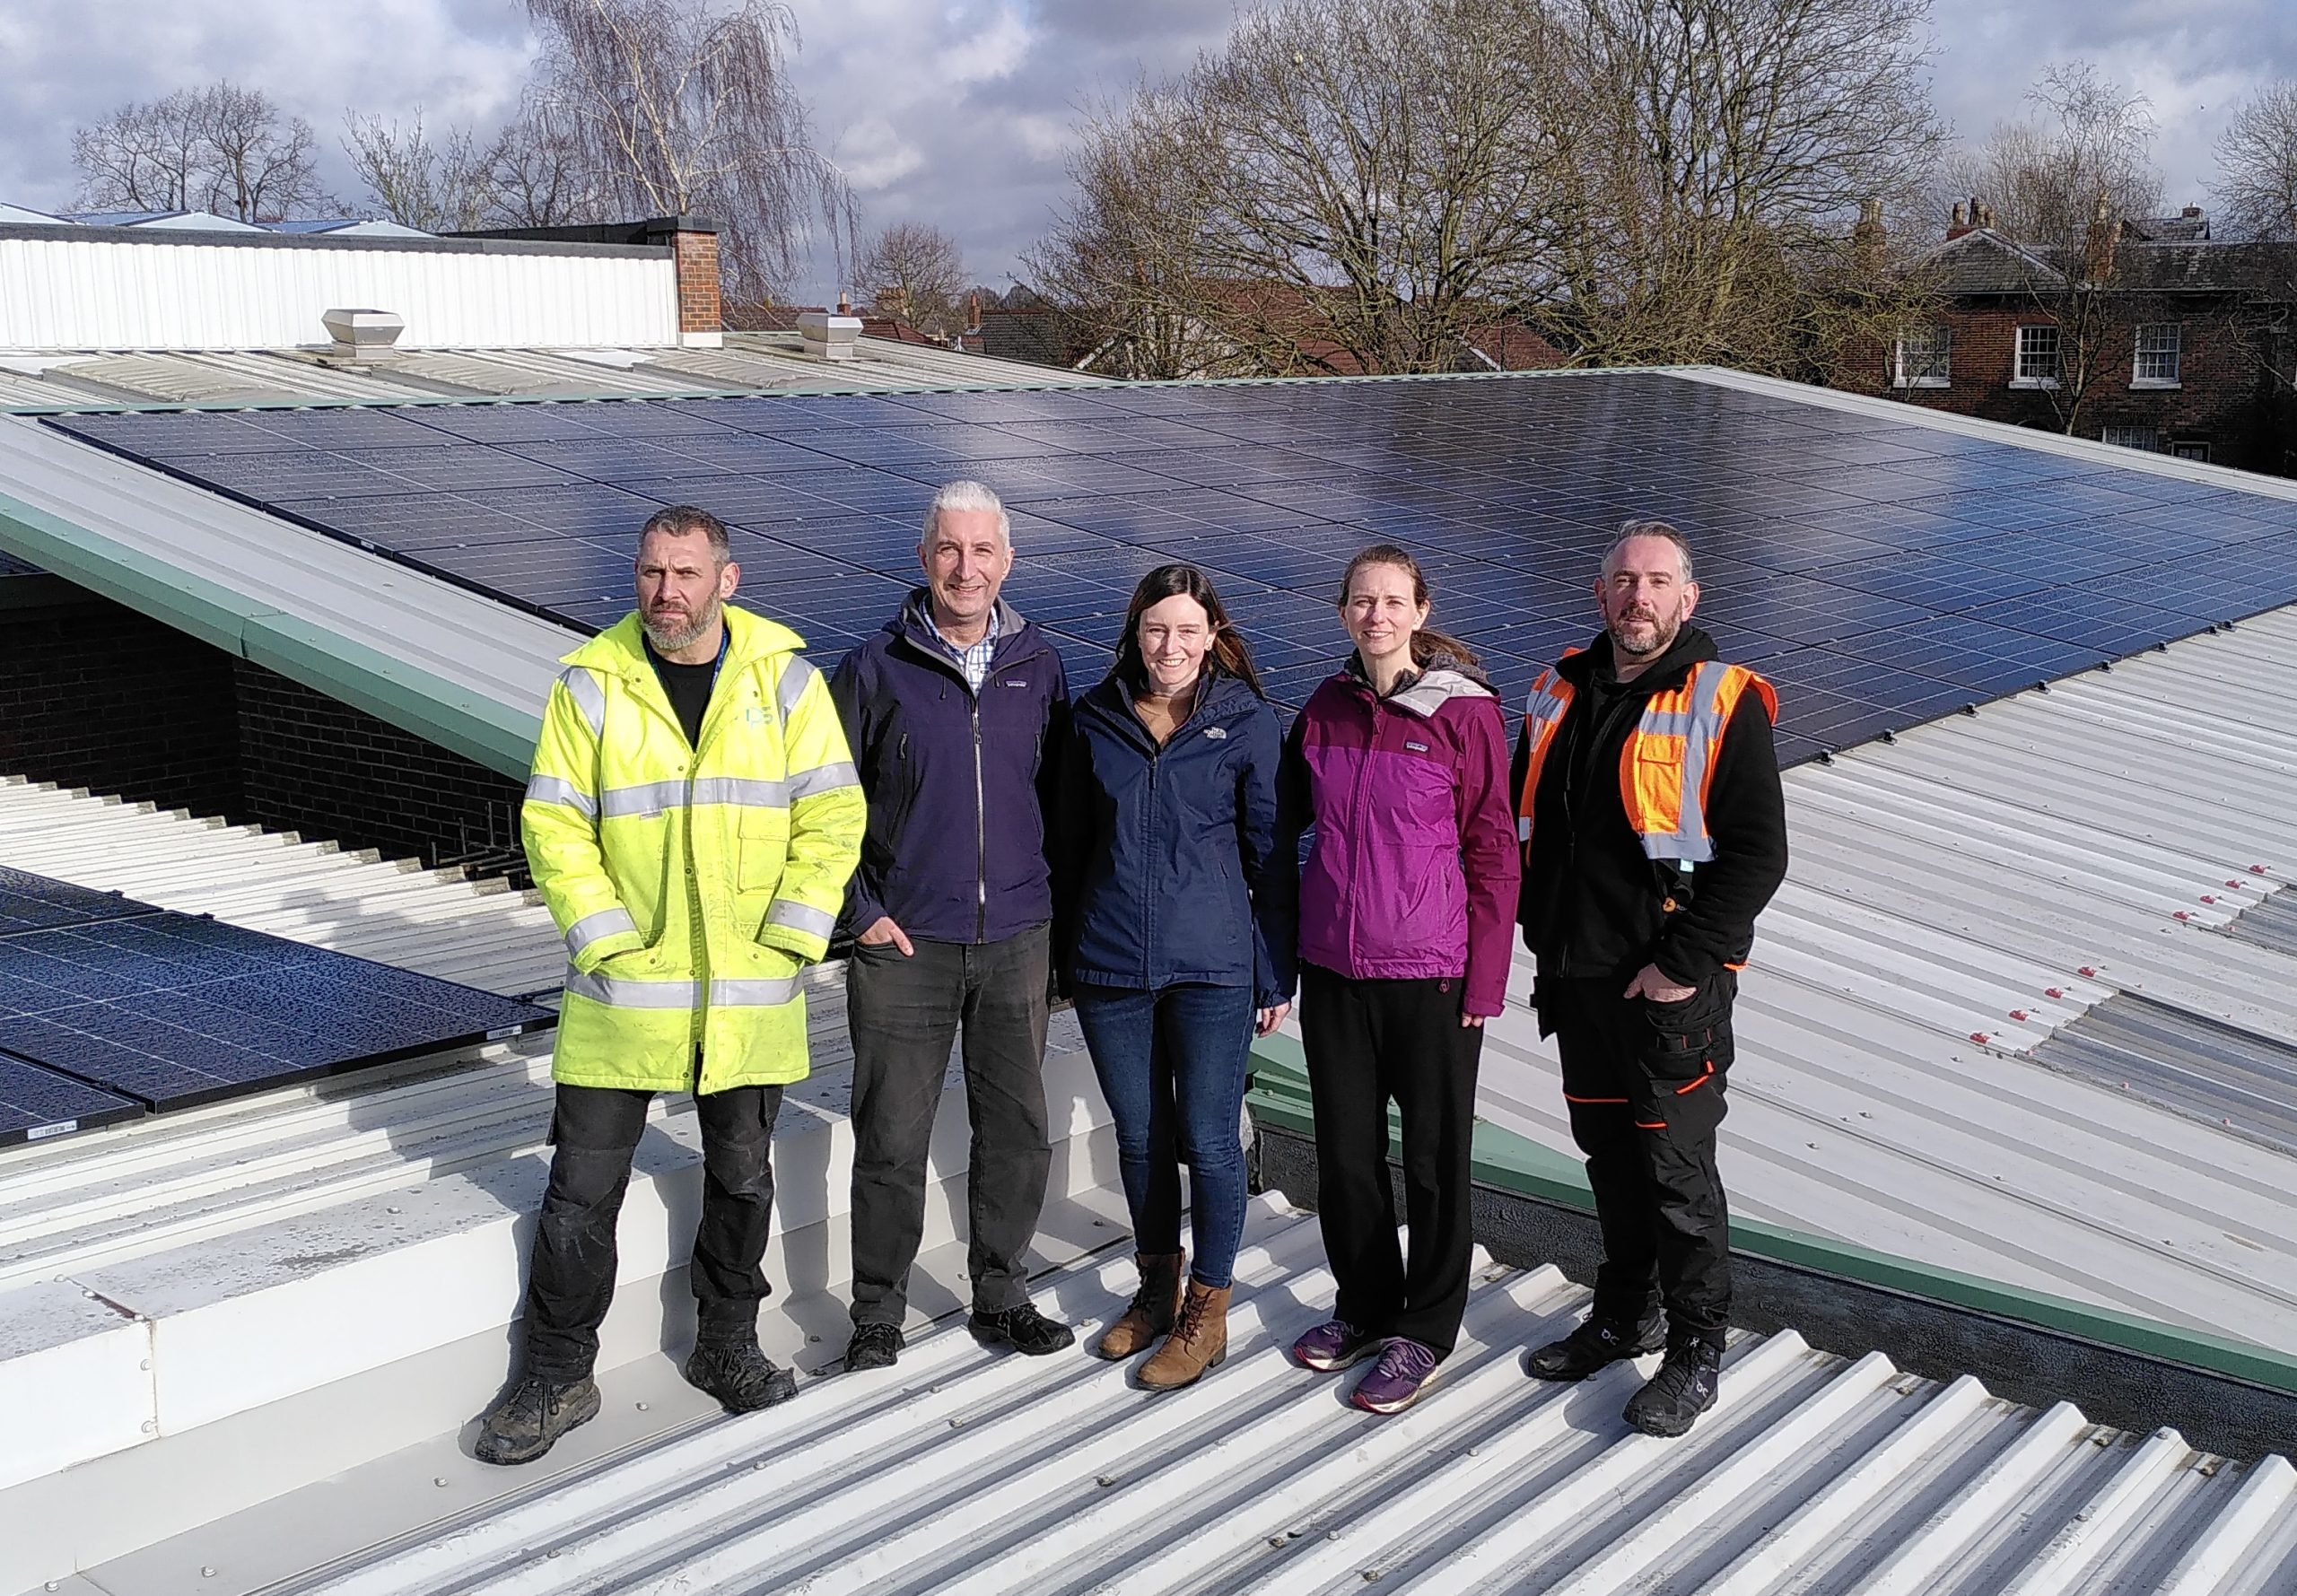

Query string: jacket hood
1340 650 1498 720
563 605 804 679
1556 624 1719 695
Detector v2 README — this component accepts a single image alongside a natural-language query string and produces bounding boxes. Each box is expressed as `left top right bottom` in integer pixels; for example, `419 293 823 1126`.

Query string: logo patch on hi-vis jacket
1204 726 1229 739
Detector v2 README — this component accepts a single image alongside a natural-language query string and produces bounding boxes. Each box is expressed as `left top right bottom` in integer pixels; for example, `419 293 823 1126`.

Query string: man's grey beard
1608 615 1679 659
643 598 719 654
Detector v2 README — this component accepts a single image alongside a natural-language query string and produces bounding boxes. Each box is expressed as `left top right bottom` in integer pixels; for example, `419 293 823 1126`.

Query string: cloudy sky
1 0 2292 305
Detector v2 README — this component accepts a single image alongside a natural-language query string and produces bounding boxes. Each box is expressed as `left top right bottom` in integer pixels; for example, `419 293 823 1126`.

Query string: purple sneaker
1292 1318 1379 1372
1351 1338 1440 1414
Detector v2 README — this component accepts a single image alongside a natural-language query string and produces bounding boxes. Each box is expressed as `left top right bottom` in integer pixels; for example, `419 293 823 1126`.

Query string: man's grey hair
1602 519 1695 583
640 504 731 564
921 479 1011 549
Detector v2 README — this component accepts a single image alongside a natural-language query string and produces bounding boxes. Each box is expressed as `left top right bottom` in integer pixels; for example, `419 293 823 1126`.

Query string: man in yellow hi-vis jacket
476 505 864 1466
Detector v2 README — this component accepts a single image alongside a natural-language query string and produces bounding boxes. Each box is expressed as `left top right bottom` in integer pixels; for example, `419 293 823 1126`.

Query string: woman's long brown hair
1336 544 1482 669
1113 563 1267 697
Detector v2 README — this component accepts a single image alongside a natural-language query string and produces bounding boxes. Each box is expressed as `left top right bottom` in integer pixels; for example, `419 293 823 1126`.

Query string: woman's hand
1461 1012 1486 1029
1255 1002 1291 1037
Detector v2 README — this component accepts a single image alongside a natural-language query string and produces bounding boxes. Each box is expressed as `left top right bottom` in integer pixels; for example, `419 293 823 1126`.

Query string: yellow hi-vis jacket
522 606 865 1093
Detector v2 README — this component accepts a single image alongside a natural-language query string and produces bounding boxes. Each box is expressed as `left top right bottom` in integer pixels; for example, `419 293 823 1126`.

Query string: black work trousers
1547 973 1734 1347
1299 964 1484 1357
521 1079 784 1383
845 925 1053 1325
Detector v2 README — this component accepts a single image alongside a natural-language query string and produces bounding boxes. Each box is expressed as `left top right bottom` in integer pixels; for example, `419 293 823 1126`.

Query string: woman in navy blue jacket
1055 563 1289 1390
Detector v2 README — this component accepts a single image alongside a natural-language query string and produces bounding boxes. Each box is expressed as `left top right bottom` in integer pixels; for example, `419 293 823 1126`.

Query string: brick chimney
1946 200 1970 240
637 216 721 348
1852 198 1885 273
2084 194 2121 283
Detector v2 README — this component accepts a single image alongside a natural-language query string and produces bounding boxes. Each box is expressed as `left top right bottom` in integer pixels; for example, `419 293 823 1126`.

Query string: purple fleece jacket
1271 660 1522 1016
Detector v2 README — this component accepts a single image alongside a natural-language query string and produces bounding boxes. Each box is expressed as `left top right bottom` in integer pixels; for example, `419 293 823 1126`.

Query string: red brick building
1877 205 2296 475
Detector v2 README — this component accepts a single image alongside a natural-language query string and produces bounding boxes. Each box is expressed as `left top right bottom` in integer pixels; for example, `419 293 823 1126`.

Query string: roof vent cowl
321 308 405 362
796 310 861 362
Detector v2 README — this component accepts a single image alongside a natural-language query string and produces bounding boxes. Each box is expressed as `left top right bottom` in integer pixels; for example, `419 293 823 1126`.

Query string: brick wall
1870 299 2288 472
0 578 532 884
235 661 530 884
0 588 241 815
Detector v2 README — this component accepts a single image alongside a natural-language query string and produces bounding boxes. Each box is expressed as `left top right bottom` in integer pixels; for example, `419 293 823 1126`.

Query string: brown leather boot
1139 1281 1230 1390
1095 1252 1184 1361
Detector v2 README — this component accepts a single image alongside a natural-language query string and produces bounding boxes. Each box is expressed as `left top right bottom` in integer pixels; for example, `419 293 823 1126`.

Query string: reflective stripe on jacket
522 606 865 1093
1515 650 1777 865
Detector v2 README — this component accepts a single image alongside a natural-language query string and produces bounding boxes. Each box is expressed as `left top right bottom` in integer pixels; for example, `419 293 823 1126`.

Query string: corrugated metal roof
1476 601 2297 1356
233 1199 2297 1596
0 335 1103 408
0 774 561 997
2033 994 2297 1158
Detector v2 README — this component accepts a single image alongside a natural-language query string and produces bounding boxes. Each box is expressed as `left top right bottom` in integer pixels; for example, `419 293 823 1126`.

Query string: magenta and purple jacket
1269 658 1522 1016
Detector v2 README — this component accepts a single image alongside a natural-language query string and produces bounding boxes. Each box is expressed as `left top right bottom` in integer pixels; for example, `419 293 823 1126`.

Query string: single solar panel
44 371 2297 759
0 1051 143 1147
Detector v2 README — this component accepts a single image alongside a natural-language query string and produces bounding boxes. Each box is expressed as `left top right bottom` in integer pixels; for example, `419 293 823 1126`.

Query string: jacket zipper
1347 695 1380 971
972 694 987 944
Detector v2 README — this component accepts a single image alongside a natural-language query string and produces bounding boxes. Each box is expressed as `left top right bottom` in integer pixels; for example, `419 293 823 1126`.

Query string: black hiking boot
473 1374 601 1466
968 1303 1077 1356
1524 1310 1667 1382
843 1321 905 1372
684 1337 800 1413
1623 1339 1724 1437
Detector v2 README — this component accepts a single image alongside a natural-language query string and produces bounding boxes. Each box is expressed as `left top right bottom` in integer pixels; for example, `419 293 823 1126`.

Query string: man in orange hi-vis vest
1511 519 1787 1439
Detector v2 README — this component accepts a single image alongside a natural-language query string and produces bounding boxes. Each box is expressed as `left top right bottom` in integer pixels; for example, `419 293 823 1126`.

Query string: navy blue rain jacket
829 593 1069 945
1054 669 1290 1007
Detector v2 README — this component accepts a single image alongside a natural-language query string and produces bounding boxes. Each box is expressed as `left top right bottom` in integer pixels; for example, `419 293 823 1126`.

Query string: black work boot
473 1374 601 1465
843 1321 905 1372
1524 1310 1666 1382
684 1336 799 1413
969 1303 1077 1356
1622 1338 1724 1437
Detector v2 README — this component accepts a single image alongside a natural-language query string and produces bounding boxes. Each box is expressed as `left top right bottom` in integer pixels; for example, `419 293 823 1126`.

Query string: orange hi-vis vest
1515 650 1777 865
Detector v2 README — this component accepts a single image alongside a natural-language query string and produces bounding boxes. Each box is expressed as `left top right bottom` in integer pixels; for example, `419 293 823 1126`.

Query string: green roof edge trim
1246 1037 2297 1395
0 491 542 779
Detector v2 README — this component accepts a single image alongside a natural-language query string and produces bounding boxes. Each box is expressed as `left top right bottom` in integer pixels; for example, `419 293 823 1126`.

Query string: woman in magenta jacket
1268 544 1521 1416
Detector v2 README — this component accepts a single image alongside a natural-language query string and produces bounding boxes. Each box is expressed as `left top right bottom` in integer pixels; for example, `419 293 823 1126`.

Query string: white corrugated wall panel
0 237 679 351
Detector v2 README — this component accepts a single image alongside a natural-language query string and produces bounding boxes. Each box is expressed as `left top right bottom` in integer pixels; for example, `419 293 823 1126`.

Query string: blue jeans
1072 981 1256 1289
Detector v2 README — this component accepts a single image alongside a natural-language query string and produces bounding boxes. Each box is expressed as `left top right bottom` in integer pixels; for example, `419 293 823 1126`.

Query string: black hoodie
1511 624 1788 994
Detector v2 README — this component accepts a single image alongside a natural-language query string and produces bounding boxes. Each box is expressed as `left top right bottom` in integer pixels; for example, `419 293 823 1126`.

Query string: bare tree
520 0 856 301
1944 63 2169 436
1024 84 1241 379
857 222 967 336
1535 0 1947 375
485 106 594 227
343 109 503 231
2214 82 2297 242
74 82 336 222
1943 63 2162 241
1026 0 1944 380
200 83 335 222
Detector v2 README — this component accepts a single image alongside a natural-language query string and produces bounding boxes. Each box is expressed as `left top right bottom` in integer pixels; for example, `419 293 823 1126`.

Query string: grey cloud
4 0 2293 307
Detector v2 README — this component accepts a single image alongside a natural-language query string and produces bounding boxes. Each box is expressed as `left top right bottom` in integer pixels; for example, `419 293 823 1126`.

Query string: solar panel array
46 373 2297 765
0 865 554 1143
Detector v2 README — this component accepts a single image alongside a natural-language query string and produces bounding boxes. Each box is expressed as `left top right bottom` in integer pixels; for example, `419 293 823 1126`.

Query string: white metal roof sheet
241 1199 2297 1596
1477 606 2297 1356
